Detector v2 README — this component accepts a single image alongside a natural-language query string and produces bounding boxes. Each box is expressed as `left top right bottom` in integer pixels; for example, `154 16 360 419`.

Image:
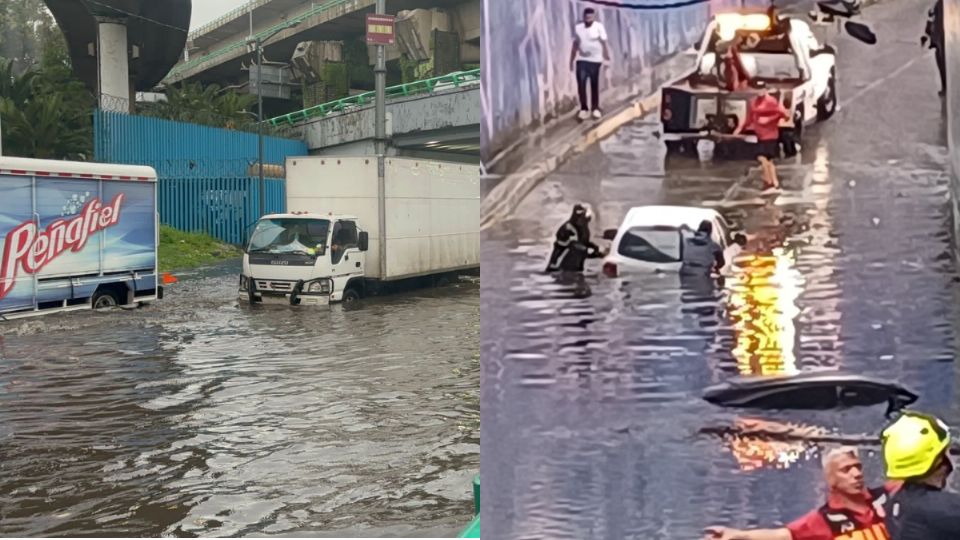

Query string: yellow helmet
881 412 951 479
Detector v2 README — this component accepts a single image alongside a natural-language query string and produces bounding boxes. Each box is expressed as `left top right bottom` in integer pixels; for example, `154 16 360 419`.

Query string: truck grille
255 280 293 292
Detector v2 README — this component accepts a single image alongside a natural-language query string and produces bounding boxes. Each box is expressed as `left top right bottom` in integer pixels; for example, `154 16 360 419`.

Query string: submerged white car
600 206 738 276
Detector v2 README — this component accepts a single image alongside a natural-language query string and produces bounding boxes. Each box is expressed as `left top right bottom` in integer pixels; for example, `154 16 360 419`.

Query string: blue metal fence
94 111 308 245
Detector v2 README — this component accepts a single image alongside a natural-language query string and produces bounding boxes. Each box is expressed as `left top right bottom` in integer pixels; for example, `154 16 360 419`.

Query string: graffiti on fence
94 110 307 244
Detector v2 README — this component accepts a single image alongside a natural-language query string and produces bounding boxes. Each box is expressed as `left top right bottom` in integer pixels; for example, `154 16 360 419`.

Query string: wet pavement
0 260 479 537
481 0 960 538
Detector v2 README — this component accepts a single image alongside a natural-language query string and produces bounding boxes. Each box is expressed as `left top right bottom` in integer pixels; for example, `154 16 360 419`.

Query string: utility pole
375 0 388 280
248 21 301 218
257 38 265 218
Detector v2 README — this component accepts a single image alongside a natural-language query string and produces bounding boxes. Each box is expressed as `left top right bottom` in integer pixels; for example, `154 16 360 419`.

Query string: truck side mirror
844 21 876 45
359 231 369 252
602 229 617 241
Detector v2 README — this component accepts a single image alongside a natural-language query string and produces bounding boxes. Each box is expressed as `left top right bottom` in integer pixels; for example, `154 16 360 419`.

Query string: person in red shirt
703 446 898 540
733 80 791 191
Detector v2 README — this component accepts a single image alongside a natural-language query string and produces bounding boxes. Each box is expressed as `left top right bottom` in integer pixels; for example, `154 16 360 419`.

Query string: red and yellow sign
366 14 396 45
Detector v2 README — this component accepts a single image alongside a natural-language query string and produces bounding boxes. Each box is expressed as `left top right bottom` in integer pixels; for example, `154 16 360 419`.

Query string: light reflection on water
481 98 960 538
729 248 804 377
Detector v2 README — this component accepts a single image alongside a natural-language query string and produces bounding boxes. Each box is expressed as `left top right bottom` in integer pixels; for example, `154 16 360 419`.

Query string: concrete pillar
96 17 130 113
291 41 347 107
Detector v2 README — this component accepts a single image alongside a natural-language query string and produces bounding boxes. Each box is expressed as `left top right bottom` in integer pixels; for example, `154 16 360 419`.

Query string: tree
0 0 58 75
0 91 91 159
138 81 258 130
0 49 94 160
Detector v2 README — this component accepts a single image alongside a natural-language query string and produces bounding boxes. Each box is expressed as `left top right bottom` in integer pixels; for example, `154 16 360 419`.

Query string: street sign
366 14 395 45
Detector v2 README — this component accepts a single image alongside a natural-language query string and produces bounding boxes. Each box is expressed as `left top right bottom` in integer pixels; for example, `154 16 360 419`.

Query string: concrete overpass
273 83 478 163
165 0 480 92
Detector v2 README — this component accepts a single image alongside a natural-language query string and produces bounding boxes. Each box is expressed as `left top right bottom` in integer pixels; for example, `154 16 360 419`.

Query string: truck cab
239 212 370 305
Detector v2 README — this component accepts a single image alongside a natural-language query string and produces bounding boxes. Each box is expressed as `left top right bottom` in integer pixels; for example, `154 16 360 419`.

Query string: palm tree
0 93 90 159
139 81 258 129
0 57 93 160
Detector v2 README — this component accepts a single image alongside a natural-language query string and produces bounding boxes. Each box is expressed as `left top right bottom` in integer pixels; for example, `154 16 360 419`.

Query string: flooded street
481 0 960 539
0 261 479 537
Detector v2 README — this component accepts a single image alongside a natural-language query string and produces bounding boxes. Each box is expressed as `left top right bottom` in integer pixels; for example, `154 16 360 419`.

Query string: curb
479 82 671 232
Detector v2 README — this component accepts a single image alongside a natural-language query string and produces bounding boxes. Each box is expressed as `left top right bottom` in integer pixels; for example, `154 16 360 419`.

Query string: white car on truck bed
240 157 479 305
660 10 837 157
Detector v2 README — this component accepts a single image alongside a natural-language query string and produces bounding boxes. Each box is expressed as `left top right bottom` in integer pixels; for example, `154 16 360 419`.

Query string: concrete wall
308 140 478 164
480 0 766 165
302 86 480 148
947 0 960 245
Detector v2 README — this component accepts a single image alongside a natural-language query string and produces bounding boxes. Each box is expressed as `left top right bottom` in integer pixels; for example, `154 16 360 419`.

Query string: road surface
0 262 479 537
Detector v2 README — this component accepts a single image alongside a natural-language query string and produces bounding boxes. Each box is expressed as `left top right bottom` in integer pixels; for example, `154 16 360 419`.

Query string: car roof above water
620 206 723 230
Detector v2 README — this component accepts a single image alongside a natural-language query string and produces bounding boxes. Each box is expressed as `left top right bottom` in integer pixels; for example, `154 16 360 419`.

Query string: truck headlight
307 280 328 293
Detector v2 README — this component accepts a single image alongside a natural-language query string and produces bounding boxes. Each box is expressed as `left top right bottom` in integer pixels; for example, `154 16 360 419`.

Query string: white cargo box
285 156 479 281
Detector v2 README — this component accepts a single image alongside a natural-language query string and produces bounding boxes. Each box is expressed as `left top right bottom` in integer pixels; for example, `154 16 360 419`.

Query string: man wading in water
545 204 603 274
733 80 791 192
680 220 725 276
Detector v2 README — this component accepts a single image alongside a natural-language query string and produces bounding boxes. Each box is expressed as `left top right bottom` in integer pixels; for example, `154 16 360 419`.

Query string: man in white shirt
569 8 610 120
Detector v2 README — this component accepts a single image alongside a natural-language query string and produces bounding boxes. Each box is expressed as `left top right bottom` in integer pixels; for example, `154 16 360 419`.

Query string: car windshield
247 218 330 256
617 227 683 263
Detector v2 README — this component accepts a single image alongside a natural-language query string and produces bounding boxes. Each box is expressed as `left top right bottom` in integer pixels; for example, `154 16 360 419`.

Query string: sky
189 0 249 31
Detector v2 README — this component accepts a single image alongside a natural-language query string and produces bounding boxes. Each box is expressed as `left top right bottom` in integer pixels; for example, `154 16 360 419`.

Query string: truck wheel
817 75 837 121
92 289 121 310
342 288 361 304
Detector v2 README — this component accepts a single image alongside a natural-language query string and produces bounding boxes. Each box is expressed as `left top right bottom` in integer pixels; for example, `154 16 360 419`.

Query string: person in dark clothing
680 220 725 276
545 204 603 273
922 0 946 95
881 411 960 539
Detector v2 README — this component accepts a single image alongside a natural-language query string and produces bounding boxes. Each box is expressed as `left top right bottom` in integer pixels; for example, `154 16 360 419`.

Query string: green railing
266 69 481 127
169 0 354 80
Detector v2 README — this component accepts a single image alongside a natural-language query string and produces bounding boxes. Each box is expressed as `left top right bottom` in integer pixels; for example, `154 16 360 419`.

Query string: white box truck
239 156 479 305
0 156 161 319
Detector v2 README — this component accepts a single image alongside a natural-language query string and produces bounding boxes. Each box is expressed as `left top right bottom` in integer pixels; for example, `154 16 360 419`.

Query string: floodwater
481 1 960 538
0 260 479 537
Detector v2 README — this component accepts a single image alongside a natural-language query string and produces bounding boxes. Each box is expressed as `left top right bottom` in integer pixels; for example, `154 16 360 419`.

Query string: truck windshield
248 218 330 256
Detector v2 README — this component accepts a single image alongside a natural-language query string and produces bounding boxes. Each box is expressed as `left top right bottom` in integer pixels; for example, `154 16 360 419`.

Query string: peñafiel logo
0 194 125 301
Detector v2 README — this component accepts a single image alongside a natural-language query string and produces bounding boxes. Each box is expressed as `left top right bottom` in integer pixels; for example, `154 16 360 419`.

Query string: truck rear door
0 174 36 313
693 95 749 133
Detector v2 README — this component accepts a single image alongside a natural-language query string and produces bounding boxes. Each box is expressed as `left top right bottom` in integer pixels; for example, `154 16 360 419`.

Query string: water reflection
0 263 479 537
482 25 959 534
729 248 804 376
716 418 828 472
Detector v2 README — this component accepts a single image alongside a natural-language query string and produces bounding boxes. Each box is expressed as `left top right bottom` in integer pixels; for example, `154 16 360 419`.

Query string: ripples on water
482 113 960 537
0 261 479 536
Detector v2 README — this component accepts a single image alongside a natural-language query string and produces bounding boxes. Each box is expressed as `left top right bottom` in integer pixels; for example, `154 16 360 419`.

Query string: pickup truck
660 11 838 158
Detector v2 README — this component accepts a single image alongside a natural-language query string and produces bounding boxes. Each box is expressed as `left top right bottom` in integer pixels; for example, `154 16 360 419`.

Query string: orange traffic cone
162 272 178 285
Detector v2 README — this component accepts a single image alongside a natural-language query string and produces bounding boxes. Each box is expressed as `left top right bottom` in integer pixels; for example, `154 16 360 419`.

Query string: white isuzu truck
239 156 479 305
